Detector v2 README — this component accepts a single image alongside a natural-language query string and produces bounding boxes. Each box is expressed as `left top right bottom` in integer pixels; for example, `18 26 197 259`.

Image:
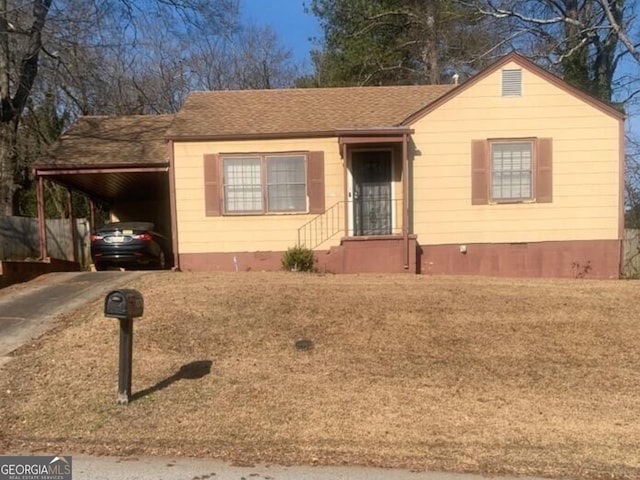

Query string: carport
32 114 175 266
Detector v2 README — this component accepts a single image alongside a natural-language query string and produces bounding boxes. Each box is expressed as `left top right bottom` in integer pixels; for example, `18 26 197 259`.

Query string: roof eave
33 161 169 173
166 130 337 142
336 127 413 136
167 127 413 142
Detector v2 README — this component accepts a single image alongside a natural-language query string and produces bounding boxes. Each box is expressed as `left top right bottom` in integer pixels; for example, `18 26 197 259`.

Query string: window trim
221 152 309 216
489 139 535 204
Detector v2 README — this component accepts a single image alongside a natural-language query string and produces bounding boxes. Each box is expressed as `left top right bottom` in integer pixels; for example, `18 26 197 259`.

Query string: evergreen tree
302 0 499 87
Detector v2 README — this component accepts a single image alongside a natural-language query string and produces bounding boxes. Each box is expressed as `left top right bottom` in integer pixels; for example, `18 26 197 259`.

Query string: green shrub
282 245 316 272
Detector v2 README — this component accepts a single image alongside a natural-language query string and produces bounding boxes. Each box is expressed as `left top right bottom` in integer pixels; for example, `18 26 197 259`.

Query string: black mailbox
104 289 144 404
105 289 144 320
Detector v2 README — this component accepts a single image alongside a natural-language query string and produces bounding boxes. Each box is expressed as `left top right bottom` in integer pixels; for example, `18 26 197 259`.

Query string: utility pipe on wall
402 134 410 270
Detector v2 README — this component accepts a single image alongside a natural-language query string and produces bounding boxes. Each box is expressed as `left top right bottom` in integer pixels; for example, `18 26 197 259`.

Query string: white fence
0 216 91 267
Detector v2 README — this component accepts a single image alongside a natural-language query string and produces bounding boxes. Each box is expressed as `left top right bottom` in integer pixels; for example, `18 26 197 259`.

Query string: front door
352 151 392 236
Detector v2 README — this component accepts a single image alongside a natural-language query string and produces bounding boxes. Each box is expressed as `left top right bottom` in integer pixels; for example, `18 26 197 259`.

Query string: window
204 151 325 217
222 154 307 214
223 157 262 213
502 69 522 96
267 156 306 212
471 138 552 206
491 142 532 201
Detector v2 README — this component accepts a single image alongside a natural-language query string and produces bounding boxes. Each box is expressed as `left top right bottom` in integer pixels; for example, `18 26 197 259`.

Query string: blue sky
240 0 321 65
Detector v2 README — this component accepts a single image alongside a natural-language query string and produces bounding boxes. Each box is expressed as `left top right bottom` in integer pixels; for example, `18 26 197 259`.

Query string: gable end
400 52 625 126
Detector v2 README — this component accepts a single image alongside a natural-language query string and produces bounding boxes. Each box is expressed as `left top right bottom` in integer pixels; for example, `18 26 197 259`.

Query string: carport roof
35 114 174 169
34 115 175 203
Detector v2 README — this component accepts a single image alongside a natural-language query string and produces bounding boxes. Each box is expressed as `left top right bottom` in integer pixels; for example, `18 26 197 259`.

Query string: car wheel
94 262 106 271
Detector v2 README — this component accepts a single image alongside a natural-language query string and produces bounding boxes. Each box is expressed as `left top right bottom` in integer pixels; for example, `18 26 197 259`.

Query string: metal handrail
297 201 345 250
297 198 402 250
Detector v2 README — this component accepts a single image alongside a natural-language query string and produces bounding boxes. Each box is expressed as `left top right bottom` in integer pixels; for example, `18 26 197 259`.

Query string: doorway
350 150 393 236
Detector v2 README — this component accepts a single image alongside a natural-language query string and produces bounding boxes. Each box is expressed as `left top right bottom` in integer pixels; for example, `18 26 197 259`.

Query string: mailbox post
104 289 144 405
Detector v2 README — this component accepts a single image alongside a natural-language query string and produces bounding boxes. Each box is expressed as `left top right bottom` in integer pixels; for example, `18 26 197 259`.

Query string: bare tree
186 23 298 91
1 0 52 216
0 0 239 215
228 24 298 89
468 0 637 103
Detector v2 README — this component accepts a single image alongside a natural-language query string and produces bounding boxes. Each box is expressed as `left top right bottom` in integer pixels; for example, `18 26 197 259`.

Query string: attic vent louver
502 69 522 97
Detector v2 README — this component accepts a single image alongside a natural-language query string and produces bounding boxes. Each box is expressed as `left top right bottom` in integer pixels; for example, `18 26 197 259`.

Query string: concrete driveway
0 271 146 367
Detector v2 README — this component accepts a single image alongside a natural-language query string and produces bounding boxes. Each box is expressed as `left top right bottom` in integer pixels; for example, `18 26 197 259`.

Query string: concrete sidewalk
71 454 546 480
0 271 146 366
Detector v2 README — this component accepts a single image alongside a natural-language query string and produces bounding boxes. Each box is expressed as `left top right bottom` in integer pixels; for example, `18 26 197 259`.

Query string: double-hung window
266 155 306 212
204 151 324 217
471 137 552 205
491 141 533 202
222 154 307 214
223 157 263 213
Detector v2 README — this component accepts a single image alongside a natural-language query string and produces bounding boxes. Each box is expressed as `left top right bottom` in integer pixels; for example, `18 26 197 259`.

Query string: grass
0 272 639 479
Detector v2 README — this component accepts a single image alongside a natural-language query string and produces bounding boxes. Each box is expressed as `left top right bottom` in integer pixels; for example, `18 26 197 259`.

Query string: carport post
67 187 76 262
89 198 96 233
36 175 48 260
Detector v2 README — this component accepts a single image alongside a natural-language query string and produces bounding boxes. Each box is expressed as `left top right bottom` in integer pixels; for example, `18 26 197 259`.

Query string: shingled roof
166 85 454 139
36 114 175 168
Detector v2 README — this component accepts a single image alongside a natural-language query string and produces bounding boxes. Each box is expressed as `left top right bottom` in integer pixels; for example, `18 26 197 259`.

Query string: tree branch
478 2 583 27
600 0 640 63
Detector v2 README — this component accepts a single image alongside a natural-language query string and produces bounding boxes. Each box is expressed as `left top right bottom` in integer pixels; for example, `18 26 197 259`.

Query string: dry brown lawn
1 272 639 479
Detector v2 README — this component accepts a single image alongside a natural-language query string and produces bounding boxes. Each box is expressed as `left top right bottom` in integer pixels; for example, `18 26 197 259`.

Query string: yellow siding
173 138 344 253
411 60 621 245
173 60 621 255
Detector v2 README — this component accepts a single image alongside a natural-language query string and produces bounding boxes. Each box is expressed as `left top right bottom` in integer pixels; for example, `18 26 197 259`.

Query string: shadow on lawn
131 360 212 402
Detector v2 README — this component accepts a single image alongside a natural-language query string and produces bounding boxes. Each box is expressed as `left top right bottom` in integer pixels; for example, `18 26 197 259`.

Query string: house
34 53 625 278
